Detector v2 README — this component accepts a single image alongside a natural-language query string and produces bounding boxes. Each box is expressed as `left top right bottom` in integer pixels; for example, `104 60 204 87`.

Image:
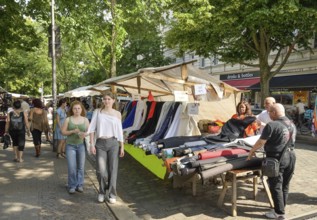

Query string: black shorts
9 130 26 151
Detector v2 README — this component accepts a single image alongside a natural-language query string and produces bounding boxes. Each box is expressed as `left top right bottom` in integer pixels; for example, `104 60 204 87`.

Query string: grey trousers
95 138 119 199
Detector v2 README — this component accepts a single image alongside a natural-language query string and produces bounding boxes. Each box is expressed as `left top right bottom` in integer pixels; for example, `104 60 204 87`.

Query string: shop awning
248 73 317 90
222 78 260 90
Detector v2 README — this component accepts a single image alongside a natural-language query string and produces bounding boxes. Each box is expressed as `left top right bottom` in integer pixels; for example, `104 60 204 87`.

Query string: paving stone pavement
1 136 317 220
112 139 317 220
0 137 116 220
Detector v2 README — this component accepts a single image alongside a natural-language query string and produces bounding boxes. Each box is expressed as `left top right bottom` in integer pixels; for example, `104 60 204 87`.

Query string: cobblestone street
1 136 317 220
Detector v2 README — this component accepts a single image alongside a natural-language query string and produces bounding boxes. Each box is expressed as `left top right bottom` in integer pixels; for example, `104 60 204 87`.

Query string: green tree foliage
0 0 41 56
0 0 174 96
165 0 317 105
0 18 51 95
57 0 126 80
117 0 173 75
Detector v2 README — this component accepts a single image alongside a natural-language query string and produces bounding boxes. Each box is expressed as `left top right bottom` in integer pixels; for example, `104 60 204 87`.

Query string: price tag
132 94 141 101
187 103 199 115
174 91 189 102
194 84 207 95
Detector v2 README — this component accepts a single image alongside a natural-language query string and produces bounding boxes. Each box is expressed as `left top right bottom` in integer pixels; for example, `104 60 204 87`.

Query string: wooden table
217 168 274 217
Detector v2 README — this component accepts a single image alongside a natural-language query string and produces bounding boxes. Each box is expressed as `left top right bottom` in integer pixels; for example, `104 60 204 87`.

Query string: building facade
167 35 317 109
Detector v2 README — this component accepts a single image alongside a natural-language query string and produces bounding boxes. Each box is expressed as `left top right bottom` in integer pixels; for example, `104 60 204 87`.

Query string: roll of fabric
161 148 174 159
184 140 207 147
172 146 187 157
200 161 227 171
200 157 262 180
180 167 197 176
198 148 248 160
183 144 223 155
157 135 203 149
189 153 249 168
164 157 180 173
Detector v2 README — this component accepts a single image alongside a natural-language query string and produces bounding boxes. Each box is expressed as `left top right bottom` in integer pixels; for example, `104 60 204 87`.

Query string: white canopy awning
64 85 104 98
92 60 242 100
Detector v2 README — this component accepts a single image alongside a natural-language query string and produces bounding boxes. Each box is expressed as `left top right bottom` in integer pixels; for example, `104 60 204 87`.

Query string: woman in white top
87 92 124 204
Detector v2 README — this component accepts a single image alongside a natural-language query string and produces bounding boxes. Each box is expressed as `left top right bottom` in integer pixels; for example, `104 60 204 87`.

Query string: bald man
256 97 276 133
247 103 296 219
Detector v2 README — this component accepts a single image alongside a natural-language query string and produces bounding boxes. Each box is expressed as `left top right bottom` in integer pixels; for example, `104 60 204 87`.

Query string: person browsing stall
247 103 296 219
87 92 124 204
61 101 90 194
256 97 276 133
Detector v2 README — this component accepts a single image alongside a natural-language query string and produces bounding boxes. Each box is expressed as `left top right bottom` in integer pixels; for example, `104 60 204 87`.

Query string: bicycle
297 118 313 135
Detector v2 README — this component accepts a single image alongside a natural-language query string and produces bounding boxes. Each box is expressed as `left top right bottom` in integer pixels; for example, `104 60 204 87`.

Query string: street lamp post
51 0 57 151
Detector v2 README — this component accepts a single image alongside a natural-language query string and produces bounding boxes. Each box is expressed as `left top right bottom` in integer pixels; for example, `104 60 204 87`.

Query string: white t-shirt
295 102 305 114
256 110 272 133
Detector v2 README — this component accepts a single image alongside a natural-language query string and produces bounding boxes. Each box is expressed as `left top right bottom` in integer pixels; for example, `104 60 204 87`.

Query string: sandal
61 152 67 158
56 153 62 159
13 158 19 162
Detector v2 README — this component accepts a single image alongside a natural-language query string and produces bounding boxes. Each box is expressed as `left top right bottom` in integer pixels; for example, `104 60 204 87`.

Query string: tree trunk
259 62 272 108
110 0 117 78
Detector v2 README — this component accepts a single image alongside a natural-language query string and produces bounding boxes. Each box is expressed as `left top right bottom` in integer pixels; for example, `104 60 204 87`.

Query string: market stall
90 60 251 180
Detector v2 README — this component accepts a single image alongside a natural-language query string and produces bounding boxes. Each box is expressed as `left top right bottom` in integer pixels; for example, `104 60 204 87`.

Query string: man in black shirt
247 103 296 219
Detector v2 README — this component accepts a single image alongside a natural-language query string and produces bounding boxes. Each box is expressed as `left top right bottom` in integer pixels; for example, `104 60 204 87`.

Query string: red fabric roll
198 148 248 160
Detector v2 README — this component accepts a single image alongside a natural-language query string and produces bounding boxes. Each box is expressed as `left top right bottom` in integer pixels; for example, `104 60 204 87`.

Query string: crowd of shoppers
0 92 306 218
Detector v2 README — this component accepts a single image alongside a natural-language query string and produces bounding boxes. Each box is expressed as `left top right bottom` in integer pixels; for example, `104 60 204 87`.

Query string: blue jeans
66 143 86 190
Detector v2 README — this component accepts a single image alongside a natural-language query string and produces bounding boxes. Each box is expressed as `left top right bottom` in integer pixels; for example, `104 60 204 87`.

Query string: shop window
272 93 293 105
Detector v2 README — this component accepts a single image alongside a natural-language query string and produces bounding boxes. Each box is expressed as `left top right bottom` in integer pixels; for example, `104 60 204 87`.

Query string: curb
85 153 141 220
296 134 316 145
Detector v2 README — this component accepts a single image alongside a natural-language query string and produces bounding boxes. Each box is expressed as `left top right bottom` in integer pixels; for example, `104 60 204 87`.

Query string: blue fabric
122 104 137 129
66 143 86 190
151 102 181 142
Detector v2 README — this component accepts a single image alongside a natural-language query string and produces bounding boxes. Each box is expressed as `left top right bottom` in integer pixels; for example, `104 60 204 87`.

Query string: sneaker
265 210 286 219
76 186 84 193
69 188 76 194
108 198 116 204
98 194 105 203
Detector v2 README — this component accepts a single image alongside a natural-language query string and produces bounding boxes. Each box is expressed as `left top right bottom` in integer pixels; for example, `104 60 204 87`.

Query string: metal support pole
51 0 57 152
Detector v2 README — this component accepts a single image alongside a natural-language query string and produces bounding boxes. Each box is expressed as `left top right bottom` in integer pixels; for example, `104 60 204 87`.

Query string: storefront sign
220 71 260 80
